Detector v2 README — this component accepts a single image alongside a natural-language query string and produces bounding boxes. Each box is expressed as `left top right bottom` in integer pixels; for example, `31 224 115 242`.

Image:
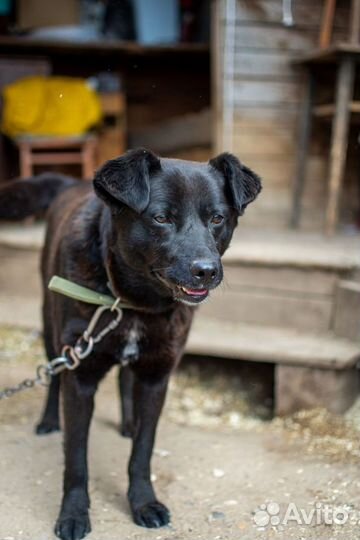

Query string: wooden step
224 230 360 272
200 281 334 332
334 280 360 341
1 225 360 273
186 317 360 370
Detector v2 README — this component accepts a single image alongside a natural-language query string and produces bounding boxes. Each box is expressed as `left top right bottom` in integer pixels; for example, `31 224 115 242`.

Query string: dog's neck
105 248 177 314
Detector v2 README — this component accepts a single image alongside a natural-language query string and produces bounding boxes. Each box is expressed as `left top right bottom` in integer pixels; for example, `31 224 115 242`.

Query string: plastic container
133 0 179 45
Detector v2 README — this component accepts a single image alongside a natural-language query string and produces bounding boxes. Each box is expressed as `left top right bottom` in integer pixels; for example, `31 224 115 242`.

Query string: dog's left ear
209 152 262 215
93 148 161 213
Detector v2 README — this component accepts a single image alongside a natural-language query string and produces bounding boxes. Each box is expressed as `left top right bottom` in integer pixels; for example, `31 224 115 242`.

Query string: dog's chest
119 320 141 365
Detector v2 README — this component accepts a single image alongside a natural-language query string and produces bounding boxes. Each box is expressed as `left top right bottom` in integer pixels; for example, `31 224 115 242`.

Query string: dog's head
94 148 261 306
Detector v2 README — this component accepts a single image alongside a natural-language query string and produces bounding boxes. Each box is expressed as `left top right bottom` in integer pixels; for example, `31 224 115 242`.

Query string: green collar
48 275 131 309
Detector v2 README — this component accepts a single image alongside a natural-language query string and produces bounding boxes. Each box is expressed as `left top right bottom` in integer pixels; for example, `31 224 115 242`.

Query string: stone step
187 316 360 370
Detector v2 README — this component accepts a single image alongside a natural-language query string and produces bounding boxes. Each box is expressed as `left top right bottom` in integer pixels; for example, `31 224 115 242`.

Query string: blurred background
2 4 360 537
1 0 360 426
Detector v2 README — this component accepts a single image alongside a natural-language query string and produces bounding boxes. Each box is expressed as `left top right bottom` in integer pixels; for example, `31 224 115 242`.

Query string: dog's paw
120 421 134 438
132 501 171 528
35 419 61 435
55 513 91 540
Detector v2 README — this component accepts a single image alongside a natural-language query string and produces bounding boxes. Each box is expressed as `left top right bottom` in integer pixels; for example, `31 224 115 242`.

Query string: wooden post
82 138 97 180
290 70 314 228
350 0 360 44
19 142 33 178
325 57 355 236
211 0 222 154
275 364 359 416
319 0 337 49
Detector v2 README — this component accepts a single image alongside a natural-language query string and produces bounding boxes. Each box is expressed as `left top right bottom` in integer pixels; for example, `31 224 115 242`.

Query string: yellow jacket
1 76 102 138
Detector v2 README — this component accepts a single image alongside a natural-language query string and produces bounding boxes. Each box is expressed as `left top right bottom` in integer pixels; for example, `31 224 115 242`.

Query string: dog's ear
209 152 262 215
93 148 161 213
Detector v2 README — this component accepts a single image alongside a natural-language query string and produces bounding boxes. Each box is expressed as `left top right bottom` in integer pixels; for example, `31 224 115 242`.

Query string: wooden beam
319 0 337 49
350 0 360 44
290 71 315 228
325 57 355 235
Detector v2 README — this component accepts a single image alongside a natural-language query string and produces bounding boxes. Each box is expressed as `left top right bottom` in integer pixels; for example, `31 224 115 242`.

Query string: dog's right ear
93 148 161 213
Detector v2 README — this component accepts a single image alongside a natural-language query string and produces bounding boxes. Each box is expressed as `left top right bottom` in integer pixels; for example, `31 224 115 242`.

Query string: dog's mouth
153 272 209 305
176 285 209 304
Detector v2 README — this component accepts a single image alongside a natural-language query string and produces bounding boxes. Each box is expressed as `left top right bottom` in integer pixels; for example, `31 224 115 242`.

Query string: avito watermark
253 501 358 528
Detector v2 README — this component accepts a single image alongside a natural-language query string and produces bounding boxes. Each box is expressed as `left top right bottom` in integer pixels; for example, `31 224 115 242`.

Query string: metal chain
0 303 123 401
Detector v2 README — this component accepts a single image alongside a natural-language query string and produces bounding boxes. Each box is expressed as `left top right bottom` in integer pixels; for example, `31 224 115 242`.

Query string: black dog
0 148 261 540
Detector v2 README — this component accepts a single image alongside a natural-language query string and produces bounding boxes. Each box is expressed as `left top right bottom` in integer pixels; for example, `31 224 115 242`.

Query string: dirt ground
1 327 360 540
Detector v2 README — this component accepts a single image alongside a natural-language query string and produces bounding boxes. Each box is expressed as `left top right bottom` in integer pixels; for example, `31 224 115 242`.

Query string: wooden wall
213 0 352 230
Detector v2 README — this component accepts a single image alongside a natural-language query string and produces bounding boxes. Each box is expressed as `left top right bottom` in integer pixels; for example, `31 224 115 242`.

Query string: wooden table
291 44 360 235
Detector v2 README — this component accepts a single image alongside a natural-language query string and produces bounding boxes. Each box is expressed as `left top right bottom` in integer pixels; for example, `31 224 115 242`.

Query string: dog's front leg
119 365 135 438
128 373 170 528
55 371 96 540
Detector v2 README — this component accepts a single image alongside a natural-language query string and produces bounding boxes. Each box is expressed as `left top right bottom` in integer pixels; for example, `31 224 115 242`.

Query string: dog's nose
190 260 218 284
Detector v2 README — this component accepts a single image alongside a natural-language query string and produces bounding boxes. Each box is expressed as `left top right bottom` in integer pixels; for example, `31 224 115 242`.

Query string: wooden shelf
314 100 360 117
293 43 360 65
0 35 209 58
187 317 360 370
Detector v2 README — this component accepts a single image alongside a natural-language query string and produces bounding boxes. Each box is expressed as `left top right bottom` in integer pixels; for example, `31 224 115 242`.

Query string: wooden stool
15 134 98 180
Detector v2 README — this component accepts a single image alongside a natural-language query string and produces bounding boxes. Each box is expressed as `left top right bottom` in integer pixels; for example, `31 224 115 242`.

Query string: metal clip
83 305 122 345
74 336 94 360
61 345 81 370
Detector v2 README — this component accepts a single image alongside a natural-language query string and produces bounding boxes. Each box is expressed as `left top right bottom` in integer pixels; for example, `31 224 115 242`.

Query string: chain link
0 303 123 401
0 365 50 401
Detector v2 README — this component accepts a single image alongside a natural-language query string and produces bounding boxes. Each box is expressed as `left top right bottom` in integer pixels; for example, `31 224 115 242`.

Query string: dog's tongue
182 287 208 296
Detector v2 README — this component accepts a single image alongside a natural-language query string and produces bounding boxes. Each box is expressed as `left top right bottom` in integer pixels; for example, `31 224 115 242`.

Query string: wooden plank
319 0 337 48
232 157 295 188
199 287 332 332
231 25 318 52
232 0 349 28
233 123 296 155
232 80 302 106
223 265 338 295
229 51 302 80
314 100 360 116
333 280 360 340
275 364 359 415
350 0 360 44
234 114 297 137
211 0 223 154
290 71 315 228
245 160 325 194
233 106 299 125
326 57 355 235
224 230 360 271
235 187 290 218
186 317 360 369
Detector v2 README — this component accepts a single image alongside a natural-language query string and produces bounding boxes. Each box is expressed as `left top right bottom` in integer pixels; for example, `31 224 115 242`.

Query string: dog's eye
211 214 224 225
154 215 171 224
